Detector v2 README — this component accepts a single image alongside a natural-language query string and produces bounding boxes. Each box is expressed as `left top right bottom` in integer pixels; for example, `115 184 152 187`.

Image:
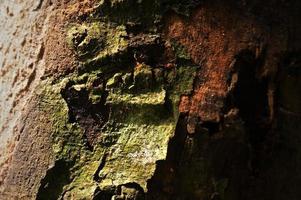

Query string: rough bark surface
0 0 300 200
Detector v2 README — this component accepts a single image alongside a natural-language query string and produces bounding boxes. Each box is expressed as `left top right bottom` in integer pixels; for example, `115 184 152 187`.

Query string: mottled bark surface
0 0 300 200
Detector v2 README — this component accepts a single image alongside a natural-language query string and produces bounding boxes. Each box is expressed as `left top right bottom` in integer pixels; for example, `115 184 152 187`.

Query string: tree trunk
0 0 300 199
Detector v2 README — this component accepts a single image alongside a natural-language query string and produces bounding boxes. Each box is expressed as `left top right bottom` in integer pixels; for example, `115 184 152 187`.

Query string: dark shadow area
37 160 73 200
147 114 188 200
231 49 270 176
93 182 145 200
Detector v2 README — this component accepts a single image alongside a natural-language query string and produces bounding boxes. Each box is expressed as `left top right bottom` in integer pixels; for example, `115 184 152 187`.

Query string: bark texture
0 0 300 200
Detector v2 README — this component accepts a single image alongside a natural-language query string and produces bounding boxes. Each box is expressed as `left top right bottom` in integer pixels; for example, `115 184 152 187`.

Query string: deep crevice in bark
93 153 108 182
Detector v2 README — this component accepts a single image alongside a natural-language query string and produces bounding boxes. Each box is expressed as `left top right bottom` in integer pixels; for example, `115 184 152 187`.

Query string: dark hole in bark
61 80 109 149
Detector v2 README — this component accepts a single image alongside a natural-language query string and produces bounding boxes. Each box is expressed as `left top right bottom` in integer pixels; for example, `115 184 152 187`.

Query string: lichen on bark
1 0 300 200
35 1 200 199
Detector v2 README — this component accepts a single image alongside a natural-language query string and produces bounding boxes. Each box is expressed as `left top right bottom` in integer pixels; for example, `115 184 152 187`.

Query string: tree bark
0 0 300 199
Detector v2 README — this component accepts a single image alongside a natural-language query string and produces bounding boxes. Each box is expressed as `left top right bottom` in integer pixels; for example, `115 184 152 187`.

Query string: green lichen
133 64 154 91
36 78 102 199
36 58 197 198
35 0 202 198
170 39 191 61
107 89 165 105
96 80 174 190
67 22 104 59
106 72 123 89
94 0 201 31
67 22 128 64
36 79 83 161
166 65 198 119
